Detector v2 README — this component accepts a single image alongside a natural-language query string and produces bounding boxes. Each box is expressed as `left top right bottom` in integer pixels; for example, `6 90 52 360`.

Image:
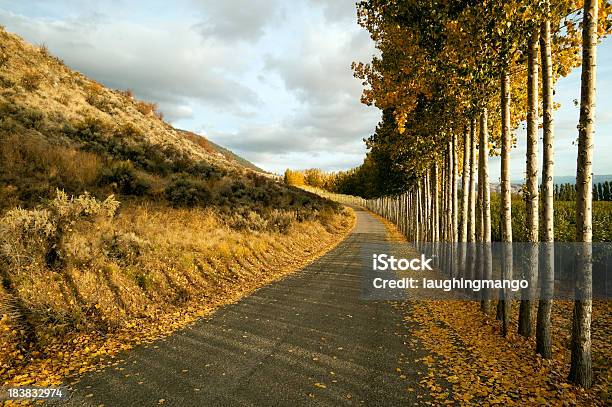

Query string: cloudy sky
0 1 610 180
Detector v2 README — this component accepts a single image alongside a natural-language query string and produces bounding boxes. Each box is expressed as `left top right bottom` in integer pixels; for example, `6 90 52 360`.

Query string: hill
0 27 353 386
177 129 266 173
0 27 277 210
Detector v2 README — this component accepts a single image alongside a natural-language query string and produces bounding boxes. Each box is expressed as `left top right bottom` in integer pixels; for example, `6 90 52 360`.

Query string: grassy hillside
0 27 275 209
0 27 354 386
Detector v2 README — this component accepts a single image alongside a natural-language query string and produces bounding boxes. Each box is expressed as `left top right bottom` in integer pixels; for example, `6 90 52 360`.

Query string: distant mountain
206 139 267 174
176 130 266 174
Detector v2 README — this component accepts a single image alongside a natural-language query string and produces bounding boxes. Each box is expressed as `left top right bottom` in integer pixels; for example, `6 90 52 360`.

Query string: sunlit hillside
0 27 354 386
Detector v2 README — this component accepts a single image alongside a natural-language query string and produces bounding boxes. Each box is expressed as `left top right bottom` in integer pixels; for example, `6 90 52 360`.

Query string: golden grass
0 202 355 387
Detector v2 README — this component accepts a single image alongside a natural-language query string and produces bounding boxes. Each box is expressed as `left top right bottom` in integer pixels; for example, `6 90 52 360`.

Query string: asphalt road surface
56 207 428 406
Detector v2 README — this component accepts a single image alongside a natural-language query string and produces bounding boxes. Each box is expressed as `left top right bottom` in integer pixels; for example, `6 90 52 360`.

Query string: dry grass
0 196 355 386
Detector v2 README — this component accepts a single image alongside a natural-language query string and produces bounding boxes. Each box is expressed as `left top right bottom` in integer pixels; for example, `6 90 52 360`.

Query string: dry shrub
317 206 339 231
0 191 121 342
54 148 102 188
0 185 20 209
0 50 8 68
20 71 42 91
85 82 111 112
229 210 295 233
38 43 49 57
266 210 295 233
135 100 163 119
0 133 102 193
0 190 119 270
181 131 216 154
103 231 150 263
55 93 70 106
229 211 268 231
118 88 134 99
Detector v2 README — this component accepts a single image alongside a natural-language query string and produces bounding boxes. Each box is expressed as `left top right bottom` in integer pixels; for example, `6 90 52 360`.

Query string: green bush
165 175 212 207
99 161 150 196
0 103 45 131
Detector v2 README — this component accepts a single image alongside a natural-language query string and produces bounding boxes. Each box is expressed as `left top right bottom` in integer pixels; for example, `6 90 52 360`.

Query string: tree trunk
432 162 439 243
500 68 513 336
479 108 492 314
460 126 470 243
519 26 540 338
536 9 555 359
441 156 447 241
425 169 432 241
452 133 459 243
569 0 597 388
467 118 478 284
468 118 478 243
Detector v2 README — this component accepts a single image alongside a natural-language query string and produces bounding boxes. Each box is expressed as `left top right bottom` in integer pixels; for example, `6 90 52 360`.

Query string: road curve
56 207 425 406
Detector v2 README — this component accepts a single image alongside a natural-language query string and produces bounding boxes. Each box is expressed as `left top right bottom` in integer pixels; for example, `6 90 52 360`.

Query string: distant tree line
554 182 612 201
284 168 333 190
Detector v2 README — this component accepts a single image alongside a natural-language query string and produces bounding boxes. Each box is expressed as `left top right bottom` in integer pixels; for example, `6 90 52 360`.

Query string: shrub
0 103 45 130
20 71 42 91
119 88 134 99
135 100 163 120
38 43 49 57
185 161 225 180
134 271 153 290
85 83 112 112
0 190 119 269
99 161 150 196
0 51 8 68
228 211 267 231
104 231 150 263
165 175 212 207
56 93 70 106
266 210 295 233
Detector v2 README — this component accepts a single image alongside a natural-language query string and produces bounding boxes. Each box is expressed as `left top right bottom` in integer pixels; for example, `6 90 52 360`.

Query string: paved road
57 207 427 406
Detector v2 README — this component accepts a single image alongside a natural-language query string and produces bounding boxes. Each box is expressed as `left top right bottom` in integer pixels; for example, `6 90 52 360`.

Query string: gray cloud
264 27 374 104
208 96 378 156
246 150 366 174
229 18 379 168
191 0 282 42
0 0 381 173
0 8 259 117
307 0 358 23
158 104 194 123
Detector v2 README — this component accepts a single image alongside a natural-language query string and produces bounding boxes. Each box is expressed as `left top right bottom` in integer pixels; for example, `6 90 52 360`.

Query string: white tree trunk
569 0 597 388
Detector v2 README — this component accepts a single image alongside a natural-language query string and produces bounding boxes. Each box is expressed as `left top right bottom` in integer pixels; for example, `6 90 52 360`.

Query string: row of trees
553 181 612 201
591 181 612 201
348 0 611 388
